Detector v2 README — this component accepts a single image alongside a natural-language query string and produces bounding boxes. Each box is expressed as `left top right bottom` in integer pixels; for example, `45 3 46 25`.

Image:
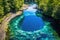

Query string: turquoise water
9 4 56 40
18 10 45 32
18 4 45 32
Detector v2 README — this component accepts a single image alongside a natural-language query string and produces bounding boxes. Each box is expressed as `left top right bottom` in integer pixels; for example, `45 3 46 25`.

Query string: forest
0 0 60 40
35 0 60 19
0 0 24 23
0 0 60 23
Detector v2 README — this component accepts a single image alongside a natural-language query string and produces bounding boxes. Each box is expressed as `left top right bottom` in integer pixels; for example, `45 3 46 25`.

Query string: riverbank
0 4 60 40
0 4 29 40
0 12 22 40
0 9 23 40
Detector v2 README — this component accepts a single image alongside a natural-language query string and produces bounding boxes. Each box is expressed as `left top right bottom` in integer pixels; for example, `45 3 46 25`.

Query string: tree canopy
35 0 60 19
0 0 24 22
0 0 24 16
0 0 60 22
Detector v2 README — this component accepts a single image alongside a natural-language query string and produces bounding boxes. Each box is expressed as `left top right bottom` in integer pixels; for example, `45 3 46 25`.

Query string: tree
35 0 60 19
9 0 24 13
2 0 10 15
0 0 24 23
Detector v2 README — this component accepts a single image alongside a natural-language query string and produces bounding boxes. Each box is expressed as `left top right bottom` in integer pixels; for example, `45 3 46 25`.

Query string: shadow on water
42 14 60 37
8 3 60 40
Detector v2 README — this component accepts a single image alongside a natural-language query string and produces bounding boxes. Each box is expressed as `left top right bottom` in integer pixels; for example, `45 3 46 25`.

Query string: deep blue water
9 4 56 40
20 15 45 32
18 5 45 32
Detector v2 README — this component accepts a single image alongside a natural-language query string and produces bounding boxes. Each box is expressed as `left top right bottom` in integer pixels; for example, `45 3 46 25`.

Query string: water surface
18 4 45 32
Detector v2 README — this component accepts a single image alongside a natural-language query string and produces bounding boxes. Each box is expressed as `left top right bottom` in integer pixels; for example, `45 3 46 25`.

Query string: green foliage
2 0 10 14
0 0 4 22
0 0 24 23
0 0 4 16
0 5 4 16
15 0 24 11
9 0 24 12
54 5 60 19
35 0 60 19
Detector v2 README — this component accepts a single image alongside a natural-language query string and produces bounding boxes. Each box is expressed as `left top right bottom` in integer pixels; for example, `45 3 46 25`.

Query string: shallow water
19 16 45 32
8 4 56 40
18 10 45 32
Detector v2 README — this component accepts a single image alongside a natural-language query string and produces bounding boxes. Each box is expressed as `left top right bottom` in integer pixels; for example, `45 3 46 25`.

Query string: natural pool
8 4 57 40
18 4 45 32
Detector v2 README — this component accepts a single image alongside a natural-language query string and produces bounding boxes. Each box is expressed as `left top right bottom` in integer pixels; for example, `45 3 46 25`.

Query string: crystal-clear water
8 4 56 40
18 4 45 32
19 15 45 32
